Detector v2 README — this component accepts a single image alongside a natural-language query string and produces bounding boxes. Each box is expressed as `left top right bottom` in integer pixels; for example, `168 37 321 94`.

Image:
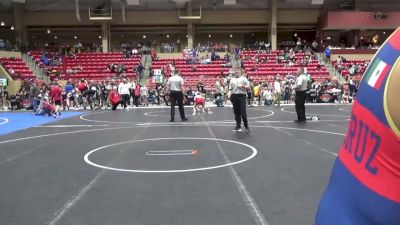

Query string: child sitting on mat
193 92 212 115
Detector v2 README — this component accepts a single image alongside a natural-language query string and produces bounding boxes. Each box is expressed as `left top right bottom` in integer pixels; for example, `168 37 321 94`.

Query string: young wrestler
192 92 212 115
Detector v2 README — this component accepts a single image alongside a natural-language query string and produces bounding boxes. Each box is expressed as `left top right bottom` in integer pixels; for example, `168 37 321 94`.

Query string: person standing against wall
294 67 308 122
229 71 251 132
167 71 187 122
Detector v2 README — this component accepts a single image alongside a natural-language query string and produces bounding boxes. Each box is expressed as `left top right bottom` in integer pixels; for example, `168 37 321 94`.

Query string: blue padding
316 159 400 225
0 112 84 136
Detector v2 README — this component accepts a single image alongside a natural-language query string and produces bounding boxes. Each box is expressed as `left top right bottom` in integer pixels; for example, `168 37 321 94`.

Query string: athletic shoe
294 119 306 123
207 111 213 115
169 119 174 122
244 126 251 133
232 127 243 132
192 111 196 115
181 118 188 122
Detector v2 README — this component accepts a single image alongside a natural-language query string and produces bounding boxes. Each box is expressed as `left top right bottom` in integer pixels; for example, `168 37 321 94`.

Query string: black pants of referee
231 94 248 128
295 90 306 121
121 94 130 108
169 90 186 120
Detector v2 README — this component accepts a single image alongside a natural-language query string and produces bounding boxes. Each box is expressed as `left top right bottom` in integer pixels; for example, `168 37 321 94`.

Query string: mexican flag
365 58 391 90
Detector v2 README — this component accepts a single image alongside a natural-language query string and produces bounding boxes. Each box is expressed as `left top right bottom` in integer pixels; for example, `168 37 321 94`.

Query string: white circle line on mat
0 123 346 145
280 106 350 117
84 137 257 173
0 117 9 126
80 108 274 124
338 107 352 112
144 108 274 120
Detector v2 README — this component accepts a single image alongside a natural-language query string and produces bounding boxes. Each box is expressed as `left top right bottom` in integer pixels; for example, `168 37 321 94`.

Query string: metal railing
22 53 49 83
316 52 346 83
141 54 152 85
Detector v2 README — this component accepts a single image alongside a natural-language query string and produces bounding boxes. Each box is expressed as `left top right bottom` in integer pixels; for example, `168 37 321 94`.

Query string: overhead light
143 35 146 39
311 0 324 4
208 34 211 38
166 34 170 38
224 0 236 5
10 26 14 30
229 34 233 38
47 29 51 34
126 0 139 5
326 36 331 40
99 35 102 39
74 35 77 39
294 33 297 37
0 21 4 26
383 31 386 34
186 34 189 38
54 36 58 39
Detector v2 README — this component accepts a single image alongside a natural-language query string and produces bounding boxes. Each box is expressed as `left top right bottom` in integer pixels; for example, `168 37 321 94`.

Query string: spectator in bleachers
234 46 241 59
8 68 15 76
324 46 332 63
311 40 318 51
349 64 356 76
136 63 144 78
336 55 342 64
117 64 127 75
75 42 82 53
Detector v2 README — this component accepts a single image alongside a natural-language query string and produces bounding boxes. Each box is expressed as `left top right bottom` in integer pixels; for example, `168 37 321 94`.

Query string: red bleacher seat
28 51 142 81
0 57 36 80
